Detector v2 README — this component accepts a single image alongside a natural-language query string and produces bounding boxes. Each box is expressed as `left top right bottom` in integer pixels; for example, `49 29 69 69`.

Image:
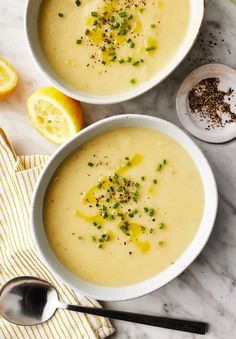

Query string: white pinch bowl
25 0 204 104
31 114 218 301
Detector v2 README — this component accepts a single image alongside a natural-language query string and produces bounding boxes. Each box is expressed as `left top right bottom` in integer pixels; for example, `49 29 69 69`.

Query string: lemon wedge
0 57 18 100
27 87 83 144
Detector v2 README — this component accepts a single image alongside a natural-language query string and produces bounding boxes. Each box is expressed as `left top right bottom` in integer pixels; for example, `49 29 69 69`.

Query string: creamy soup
44 127 204 286
39 0 190 95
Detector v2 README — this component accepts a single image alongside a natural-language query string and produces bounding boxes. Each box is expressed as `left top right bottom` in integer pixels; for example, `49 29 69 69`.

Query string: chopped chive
131 192 138 202
133 209 138 214
127 56 132 62
58 13 64 17
135 182 140 188
156 163 162 171
91 236 96 242
119 59 125 64
93 20 98 25
101 61 106 65
149 208 155 217
141 226 146 232
141 176 145 181
151 24 156 28
127 38 132 43
128 213 134 218
153 179 158 184
132 60 140 66
102 211 108 218
158 241 164 246
97 225 102 229
129 42 135 48
120 224 129 234
145 46 156 51
125 156 129 160
130 78 136 84
88 162 94 167
76 39 82 44
93 222 97 226
144 207 149 213
128 14 133 19
149 228 154 234
119 10 127 17
91 11 98 16
159 223 165 229
85 29 90 35
114 22 120 29
75 0 81 6
98 243 103 249
108 50 116 56
101 233 109 241
163 159 167 164
139 8 144 13
112 202 119 209
101 46 106 51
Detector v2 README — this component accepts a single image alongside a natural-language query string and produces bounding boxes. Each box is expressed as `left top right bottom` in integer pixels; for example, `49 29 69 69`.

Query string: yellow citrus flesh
0 57 18 100
27 87 83 144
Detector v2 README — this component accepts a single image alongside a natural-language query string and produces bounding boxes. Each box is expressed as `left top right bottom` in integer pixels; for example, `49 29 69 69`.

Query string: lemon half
27 87 83 144
0 57 18 100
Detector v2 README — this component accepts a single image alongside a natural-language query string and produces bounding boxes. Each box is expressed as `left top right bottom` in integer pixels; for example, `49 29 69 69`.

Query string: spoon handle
63 304 208 335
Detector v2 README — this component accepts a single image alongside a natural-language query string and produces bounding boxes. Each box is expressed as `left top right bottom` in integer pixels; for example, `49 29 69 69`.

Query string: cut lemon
27 87 83 144
0 57 18 100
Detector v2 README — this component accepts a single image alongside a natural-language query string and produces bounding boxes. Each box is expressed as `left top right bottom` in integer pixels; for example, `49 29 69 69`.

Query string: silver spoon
0 277 208 335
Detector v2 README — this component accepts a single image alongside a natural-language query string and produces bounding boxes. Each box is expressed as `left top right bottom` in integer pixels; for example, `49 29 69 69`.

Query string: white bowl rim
25 0 204 104
31 114 218 301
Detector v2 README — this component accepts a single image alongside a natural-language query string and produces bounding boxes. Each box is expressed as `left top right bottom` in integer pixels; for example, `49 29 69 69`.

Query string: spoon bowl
0 276 58 326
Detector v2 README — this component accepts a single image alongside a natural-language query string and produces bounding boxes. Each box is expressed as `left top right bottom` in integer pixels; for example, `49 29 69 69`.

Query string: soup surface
39 0 190 95
44 127 204 286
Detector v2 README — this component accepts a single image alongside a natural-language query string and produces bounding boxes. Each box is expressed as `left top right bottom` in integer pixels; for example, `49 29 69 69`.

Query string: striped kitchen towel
0 128 115 339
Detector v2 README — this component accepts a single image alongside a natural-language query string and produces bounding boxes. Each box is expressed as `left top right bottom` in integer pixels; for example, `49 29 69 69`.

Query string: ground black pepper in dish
188 77 236 130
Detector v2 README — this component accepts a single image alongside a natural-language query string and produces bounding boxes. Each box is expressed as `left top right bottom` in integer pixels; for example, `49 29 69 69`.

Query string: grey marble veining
1 0 236 338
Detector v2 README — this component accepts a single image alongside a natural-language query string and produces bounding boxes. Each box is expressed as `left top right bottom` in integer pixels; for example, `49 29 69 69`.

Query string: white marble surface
1 0 236 338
